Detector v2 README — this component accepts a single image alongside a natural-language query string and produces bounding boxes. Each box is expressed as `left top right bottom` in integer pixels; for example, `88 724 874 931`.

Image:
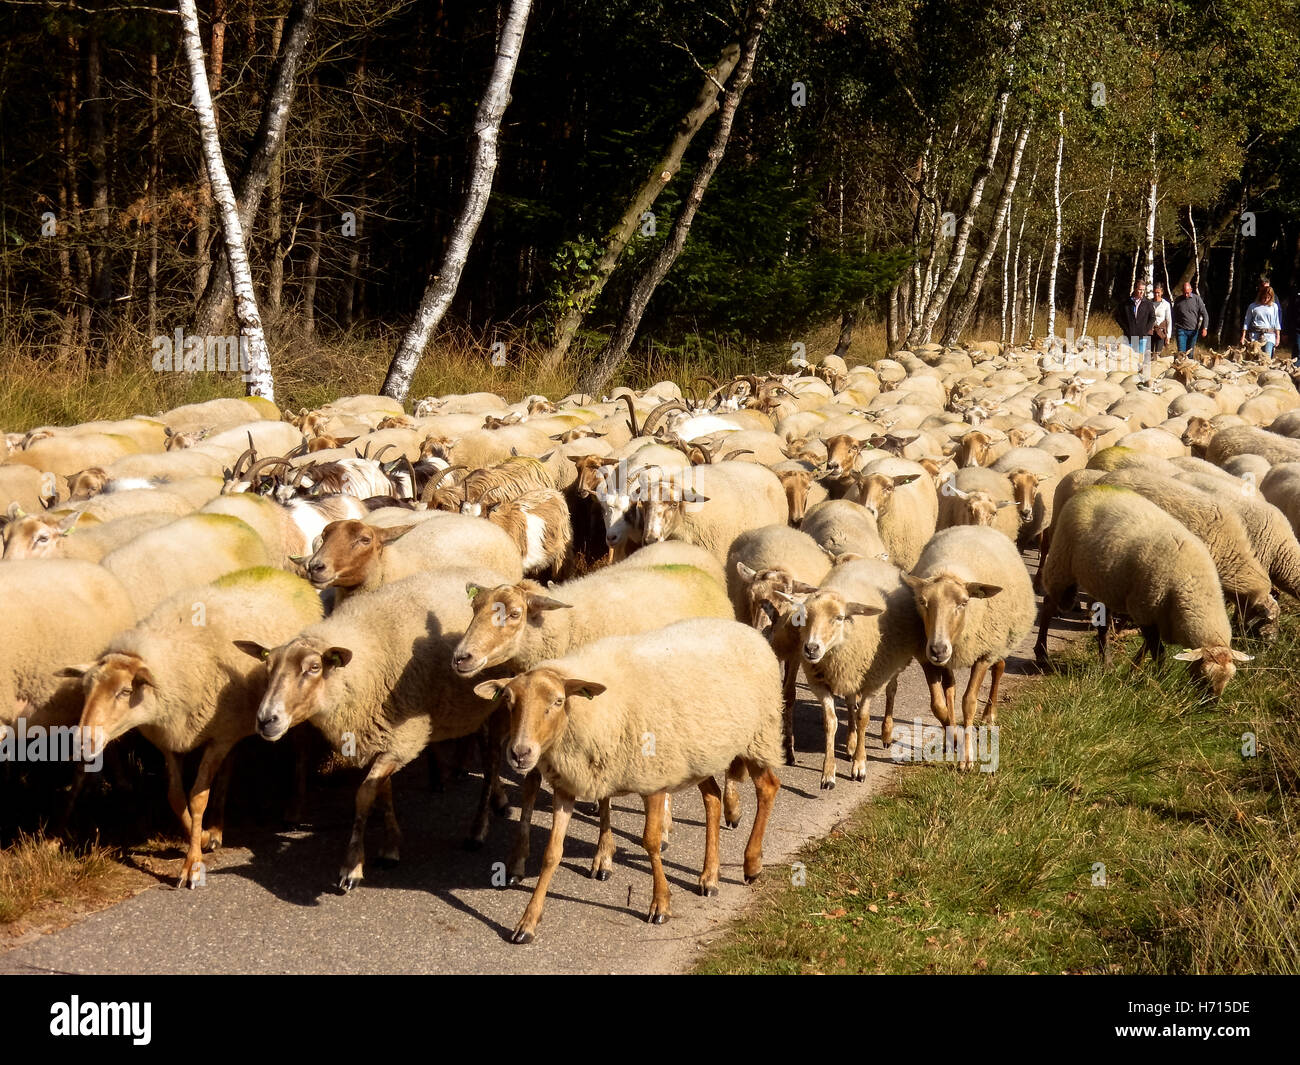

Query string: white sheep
472 617 784 942
849 456 938 570
725 523 831 625
800 499 889 562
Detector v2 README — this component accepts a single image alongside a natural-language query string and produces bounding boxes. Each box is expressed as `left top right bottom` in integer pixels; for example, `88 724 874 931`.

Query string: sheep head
1181 415 1215 456
902 571 1003 667
304 519 415 590
1173 646 1252 698
452 581 573 676
852 471 920 519
473 667 606 775
821 434 867 478
66 467 109 501
237 638 353 741
2 511 80 559
1006 469 1049 525
56 653 158 751
777 468 816 526
784 589 883 665
734 563 819 637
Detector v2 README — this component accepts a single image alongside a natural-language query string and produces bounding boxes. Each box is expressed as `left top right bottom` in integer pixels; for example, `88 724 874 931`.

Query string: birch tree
380 0 533 402
1045 111 1065 339
178 0 275 401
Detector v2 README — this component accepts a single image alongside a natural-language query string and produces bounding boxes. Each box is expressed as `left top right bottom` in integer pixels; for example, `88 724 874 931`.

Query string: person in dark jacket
1116 280 1155 357
1172 281 1211 353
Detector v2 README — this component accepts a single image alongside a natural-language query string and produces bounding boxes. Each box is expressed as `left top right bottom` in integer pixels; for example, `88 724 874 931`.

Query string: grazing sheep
100 513 272 619
0 560 136 730
4 432 140 478
790 558 925 786
245 567 517 890
305 515 523 608
59 568 324 886
904 526 1037 768
473 618 784 941
724 524 831 625
1036 485 1249 696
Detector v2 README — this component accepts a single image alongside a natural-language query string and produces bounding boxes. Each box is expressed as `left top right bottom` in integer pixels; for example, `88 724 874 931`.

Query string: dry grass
0 831 125 927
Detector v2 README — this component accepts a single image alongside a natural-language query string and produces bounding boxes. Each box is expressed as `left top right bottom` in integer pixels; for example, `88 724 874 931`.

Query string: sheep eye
359 537 371 546
307 662 321 675
835 615 846 623
117 688 131 700
511 609 522 619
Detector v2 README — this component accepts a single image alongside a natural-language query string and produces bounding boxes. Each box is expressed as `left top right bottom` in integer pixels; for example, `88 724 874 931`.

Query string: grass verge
0 832 132 932
695 618 1300 975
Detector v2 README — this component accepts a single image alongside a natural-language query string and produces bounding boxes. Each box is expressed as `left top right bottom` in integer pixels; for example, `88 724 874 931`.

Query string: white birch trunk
1189 205 1200 287
1144 130 1158 288
178 0 274 401
381 0 532 401
1045 111 1065 340
1001 221 1011 343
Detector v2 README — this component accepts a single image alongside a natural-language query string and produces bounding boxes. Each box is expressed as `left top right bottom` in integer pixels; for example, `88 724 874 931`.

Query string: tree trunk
1081 160 1114 337
907 91 1009 346
193 0 226 301
178 0 275 400
267 16 286 315
147 49 159 338
1070 239 1085 335
85 26 111 362
1000 221 1011 343
941 120 1030 345
380 0 533 402
1045 111 1065 339
1144 130 1158 288
576 0 771 396
1188 205 1200 289
1218 220 1240 347
538 40 742 375
303 197 321 338
1008 150 1039 344
192 0 319 337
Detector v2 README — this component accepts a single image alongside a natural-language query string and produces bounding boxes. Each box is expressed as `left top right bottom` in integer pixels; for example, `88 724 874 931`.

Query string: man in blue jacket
1172 281 1211 353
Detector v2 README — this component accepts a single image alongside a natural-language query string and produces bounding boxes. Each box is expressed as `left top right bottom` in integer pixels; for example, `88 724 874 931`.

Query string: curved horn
640 399 689 437
721 448 755 462
617 394 640 438
229 446 257 481
245 456 294 482
371 444 396 463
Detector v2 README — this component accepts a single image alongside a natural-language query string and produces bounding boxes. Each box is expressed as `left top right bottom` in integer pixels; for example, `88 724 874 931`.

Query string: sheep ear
233 640 270 661
323 647 353 669
847 601 884 618
55 664 93 679
735 561 758 583
902 573 928 591
1054 453 1071 463
790 580 820 595
134 666 157 688
376 523 417 545
1231 649 1254 662
473 679 508 701
525 593 572 614
965 582 1002 599
1173 649 1205 662
6 502 24 520
996 499 1017 508
563 678 606 700
57 512 80 533
892 474 920 487
465 583 483 602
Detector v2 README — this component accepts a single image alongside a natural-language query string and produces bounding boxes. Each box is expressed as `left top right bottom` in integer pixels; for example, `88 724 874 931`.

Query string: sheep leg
881 674 899 747
723 759 745 829
662 792 674 852
817 686 838 790
466 710 510 849
511 787 575 944
1096 615 1112 668
339 758 398 893
642 788 672 924
1034 593 1060 668
742 762 781 883
959 661 990 771
844 692 860 760
203 754 235 852
163 749 193 838
375 777 401 865
506 768 542 885
850 694 871 781
179 741 235 890
696 777 722 897
981 659 1006 726
590 797 614 881
921 660 953 727
780 655 798 765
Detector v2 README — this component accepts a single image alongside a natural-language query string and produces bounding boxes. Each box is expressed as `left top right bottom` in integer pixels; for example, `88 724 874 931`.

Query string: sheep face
453 583 572 676
473 668 606 775
1241 594 1280 642
2 513 77 558
956 490 1012 528
66 467 109 501
1007 470 1047 525
903 572 1003 667
1181 416 1214 456
955 431 991 468
793 591 883 664
57 653 157 750
304 520 413 590
778 469 815 526
237 639 352 740
572 454 618 498
1173 646 1251 698
822 434 865 478
735 563 818 636
852 472 920 520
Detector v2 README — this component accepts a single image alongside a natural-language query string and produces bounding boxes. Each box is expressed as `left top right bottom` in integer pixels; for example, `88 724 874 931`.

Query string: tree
380 0 533 402
178 0 274 401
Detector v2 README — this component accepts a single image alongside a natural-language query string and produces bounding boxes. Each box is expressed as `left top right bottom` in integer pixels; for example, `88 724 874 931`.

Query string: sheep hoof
510 927 535 945
592 868 611 881
507 874 524 887
338 874 360 893
698 883 719 898
462 836 485 852
784 751 797 766
743 871 762 885
820 777 836 790
648 912 670 925
851 764 867 782
724 818 740 830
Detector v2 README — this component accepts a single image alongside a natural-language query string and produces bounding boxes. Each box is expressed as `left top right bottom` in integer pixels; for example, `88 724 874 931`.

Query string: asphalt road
1 611 1077 975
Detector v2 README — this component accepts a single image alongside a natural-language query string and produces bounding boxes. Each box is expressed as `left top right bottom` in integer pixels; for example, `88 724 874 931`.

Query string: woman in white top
1240 281 1282 358
1150 283 1172 354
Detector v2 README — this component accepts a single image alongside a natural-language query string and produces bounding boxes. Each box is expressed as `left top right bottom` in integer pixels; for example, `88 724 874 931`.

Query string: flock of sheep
2 335 1298 943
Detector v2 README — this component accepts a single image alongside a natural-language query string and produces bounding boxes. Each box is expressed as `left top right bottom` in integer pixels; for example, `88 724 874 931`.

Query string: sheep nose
928 641 951 664
804 642 821 660
509 743 537 768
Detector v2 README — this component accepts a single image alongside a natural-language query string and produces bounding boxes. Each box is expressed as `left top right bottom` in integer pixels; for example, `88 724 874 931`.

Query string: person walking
1240 280 1282 359
1172 280 1210 353
1150 282 1172 354
1116 279 1155 364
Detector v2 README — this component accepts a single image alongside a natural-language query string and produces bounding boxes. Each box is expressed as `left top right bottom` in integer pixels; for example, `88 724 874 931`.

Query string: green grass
695 618 1300 975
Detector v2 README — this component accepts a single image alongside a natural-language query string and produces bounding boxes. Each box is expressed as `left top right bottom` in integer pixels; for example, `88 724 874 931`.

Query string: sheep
0 464 59 512
1173 469 1300 603
304 515 523 608
160 396 279 435
243 566 517 890
1260 462 1300 537
935 466 1020 540
1098 467 1279 639
800 499 889 561
1 510 174 562
904 526 1037 768
0 560 137 731
638 461 789 564
58 568 324 887
472 617 784 941
459 456 555 515
615 538 727 588
451 561 735 882
850 456 938 569
479 487 572 579
725 524 831 626
1206 424 1300 467
792 558 926 785
4 432 141 478
100 513 272 619
1036 485 1249 697
60 486 195 524
199 492 310 570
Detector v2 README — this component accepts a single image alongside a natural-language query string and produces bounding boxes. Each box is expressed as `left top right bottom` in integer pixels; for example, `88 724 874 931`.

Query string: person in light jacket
1172 281 1210 353
1150 282 1172 354
1241 280 1282 359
